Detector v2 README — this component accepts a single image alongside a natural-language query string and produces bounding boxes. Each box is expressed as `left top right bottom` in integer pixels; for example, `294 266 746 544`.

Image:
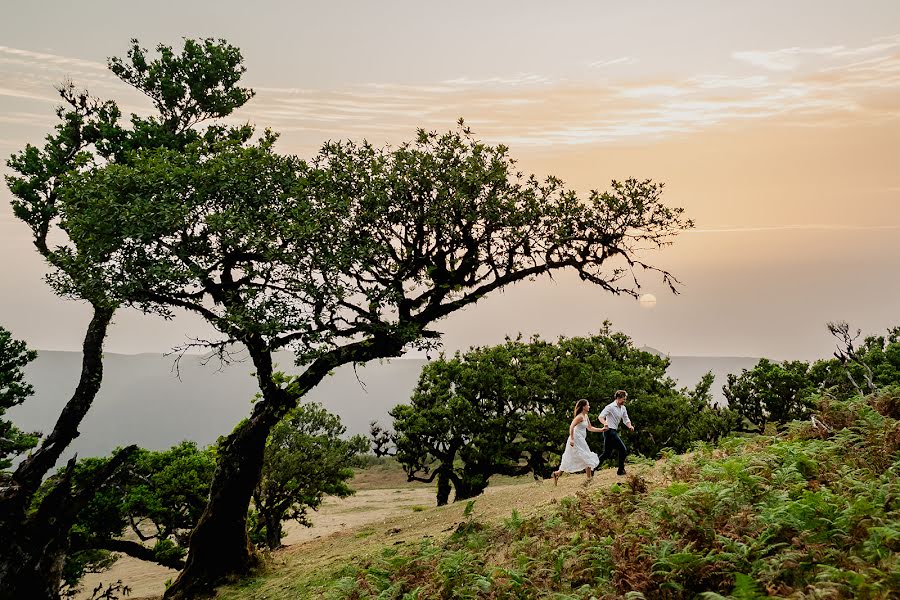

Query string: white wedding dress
558 417 600 473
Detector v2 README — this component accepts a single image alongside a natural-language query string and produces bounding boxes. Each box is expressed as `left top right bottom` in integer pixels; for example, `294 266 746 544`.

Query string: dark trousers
600 429 628 473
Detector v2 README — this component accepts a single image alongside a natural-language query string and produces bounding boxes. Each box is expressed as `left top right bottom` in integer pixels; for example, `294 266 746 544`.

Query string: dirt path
78 465 664 599
76 487 437 599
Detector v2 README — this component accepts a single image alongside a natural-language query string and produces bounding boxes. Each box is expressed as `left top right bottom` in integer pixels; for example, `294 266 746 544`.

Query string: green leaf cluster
724 324 900 430
0 327 39 470
390 325 740 505
251 401 369 549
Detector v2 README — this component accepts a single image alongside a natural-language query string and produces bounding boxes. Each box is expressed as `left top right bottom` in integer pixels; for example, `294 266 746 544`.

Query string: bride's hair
573 399 588 417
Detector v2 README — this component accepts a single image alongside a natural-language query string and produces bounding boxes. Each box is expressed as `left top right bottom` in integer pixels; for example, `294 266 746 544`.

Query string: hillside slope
217 393 899 599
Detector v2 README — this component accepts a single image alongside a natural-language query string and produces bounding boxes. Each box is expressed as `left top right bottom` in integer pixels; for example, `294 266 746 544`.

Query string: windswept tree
59 102 692 594
1 38 254 600
824 321 900 396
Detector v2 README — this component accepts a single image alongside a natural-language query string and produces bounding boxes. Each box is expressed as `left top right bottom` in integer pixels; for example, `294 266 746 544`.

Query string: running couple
552 390 634 484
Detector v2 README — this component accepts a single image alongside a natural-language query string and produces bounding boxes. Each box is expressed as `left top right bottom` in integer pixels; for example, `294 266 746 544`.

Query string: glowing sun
638 293 657 309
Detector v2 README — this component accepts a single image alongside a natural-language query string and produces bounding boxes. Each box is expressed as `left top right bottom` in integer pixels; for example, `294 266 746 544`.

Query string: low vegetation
225 390 899 599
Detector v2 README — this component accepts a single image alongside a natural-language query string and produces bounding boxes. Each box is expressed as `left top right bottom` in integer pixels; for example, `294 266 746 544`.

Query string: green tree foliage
817 322 900 397
2 37 252 600
390 327 740 505
724 324 900 430
0 327 39 471
55 63 692 595
57 442 216 591
723 358 817 430
627 371 743 458
251 402 368 550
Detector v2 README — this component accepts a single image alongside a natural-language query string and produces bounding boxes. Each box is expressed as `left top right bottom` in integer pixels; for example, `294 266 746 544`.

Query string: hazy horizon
9 348 760 462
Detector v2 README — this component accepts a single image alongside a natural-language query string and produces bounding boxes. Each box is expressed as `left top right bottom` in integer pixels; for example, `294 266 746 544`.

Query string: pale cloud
732 49 801 72
0 85 58 104
441 73 553 87
3 34 900 151
690 74 772 90
589 56 637 69
620 85 688 98
733 35 900 72
0 46 107 71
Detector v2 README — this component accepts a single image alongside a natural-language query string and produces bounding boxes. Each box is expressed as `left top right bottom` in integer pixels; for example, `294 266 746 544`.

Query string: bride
552 399 607 485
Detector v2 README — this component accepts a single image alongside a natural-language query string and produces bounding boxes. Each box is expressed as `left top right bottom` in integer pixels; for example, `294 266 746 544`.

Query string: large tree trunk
264 514 284 551
0 305 115 600
451 471 489 503
165 343 329 598
436 468 452 506
165 336 405 599
163 412 273 598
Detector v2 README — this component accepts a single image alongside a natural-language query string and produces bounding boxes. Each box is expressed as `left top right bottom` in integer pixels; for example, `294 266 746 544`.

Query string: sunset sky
1 1 898 360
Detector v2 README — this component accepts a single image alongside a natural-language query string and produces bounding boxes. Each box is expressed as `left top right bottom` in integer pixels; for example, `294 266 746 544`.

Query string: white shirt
600 401 631 430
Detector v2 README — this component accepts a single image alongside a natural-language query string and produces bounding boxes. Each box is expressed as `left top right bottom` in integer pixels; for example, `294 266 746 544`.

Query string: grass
217 391 899 599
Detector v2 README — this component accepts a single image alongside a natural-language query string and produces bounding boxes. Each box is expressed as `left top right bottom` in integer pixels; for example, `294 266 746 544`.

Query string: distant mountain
7 350 759 463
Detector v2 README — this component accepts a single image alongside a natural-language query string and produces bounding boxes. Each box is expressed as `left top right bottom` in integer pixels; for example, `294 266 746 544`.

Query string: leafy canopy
56 121 693 365
0 327 39 471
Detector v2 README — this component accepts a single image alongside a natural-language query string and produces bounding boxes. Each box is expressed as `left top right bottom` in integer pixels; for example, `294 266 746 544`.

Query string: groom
598 390 635 476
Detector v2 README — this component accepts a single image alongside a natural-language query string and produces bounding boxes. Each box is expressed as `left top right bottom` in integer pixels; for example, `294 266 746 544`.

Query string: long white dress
558 416 600 473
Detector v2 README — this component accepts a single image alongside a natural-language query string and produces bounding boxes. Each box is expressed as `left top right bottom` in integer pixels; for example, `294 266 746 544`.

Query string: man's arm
599 404 611 422
624 406 635 431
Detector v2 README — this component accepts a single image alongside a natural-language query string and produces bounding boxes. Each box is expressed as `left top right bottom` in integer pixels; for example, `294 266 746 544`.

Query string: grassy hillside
217 391 899 599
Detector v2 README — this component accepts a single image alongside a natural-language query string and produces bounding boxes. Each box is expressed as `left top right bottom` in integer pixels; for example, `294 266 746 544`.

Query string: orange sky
1 1 898 360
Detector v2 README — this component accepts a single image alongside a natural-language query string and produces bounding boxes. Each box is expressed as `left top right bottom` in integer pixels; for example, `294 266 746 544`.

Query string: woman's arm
568 415 582 445
585 414 608 433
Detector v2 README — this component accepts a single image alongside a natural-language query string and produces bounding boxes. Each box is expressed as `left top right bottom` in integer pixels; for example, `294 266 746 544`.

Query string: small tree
369 420 395 458
723 359 817 430
56 442 216 594
0 327 39 472
56 402 366 590
251 402 367 550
